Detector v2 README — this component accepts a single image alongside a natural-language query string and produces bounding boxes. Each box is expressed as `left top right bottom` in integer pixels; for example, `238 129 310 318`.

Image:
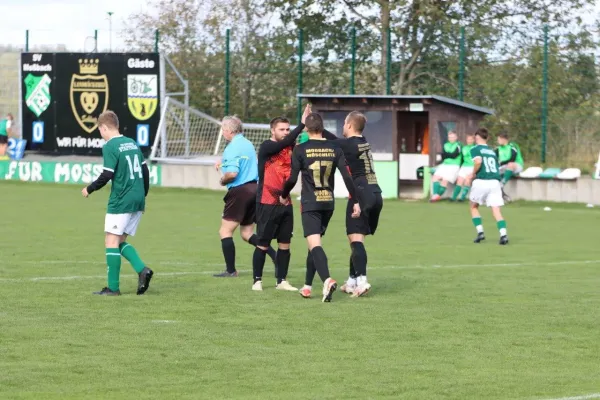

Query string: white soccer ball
543 206 552 211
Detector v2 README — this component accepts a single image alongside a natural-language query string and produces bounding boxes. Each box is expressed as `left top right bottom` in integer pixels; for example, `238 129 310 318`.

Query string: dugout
298 94 494 199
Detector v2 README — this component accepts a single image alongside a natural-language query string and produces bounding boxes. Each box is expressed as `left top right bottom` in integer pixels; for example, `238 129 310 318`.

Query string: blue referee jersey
221 133 258 189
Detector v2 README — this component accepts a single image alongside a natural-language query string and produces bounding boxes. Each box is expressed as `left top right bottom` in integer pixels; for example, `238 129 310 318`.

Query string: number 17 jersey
103 135 146 214
291 139 346 212
470 144 501 181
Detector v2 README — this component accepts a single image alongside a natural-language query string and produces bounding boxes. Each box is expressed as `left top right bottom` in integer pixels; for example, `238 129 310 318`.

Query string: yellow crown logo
78 59 99 74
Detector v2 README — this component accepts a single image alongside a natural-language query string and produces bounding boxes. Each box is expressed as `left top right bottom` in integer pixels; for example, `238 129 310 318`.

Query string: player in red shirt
250 104 311 292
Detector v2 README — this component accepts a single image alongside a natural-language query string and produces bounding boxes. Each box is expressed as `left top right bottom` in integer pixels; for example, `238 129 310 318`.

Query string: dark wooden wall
308 97 488 166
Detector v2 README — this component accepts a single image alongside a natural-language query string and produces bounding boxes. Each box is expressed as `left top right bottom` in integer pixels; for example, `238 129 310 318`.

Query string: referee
214 115 276 277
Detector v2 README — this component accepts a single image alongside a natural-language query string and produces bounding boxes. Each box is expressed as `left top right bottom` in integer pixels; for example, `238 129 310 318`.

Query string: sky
0 0 154 51
0 0 598 52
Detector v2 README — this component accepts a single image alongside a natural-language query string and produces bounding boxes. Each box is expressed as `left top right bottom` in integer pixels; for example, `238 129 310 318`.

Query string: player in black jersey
280 113 360 302
321 111 383 297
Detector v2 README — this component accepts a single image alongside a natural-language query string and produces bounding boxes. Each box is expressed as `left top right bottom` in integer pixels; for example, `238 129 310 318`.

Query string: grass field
1 181 599 400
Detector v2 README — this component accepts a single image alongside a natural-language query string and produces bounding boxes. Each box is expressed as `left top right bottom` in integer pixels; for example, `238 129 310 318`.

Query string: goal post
150 97 293 164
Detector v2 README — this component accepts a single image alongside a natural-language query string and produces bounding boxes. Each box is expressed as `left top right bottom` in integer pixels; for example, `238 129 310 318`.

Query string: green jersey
0 119 7 137
298 131 309 144
461 144 475 167
103 136 146 214
497 143 523 167
442 141 462 166
470 144 500 180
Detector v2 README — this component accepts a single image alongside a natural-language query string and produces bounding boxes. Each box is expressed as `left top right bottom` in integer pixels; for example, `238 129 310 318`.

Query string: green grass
1 181 599 400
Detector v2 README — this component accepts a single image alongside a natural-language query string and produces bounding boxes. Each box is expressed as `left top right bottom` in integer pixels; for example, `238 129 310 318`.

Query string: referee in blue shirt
215 116 276 277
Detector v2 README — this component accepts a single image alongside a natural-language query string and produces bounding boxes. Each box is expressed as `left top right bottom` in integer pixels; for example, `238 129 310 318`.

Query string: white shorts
105 212 143 236
469 179 504 207
499 163 523 175
434 164 460 184
458 166 474 179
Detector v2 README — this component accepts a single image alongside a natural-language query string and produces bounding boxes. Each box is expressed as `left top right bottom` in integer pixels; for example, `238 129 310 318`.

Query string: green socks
472 217 483 233
451 185 462 201
106 248 121 291
503 169 514 184
459 186 470 201
432 182 441 197
497 220 507 236
437 185 446 196
119 242 146 274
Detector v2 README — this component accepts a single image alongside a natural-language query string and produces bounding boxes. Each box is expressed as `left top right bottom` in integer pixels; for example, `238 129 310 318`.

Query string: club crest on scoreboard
127 74 158 121
70 59 109 134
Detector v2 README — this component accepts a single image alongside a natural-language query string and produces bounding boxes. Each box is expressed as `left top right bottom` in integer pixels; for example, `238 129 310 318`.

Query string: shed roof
297 94 494 115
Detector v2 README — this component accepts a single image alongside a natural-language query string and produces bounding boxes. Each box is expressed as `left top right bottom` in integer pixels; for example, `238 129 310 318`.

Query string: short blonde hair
346 111 367 133
98 110 119 130
222 115 243 134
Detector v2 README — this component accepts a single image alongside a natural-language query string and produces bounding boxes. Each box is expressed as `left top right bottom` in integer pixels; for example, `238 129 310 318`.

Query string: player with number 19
468 128 509 245
81 110 154 296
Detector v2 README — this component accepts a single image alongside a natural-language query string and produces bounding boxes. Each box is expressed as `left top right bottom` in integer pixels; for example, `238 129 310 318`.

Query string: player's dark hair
98 110 119 130
305 113 324 133
498 132 509 139
475 128 489 140
346 111 367 133
466 132 475 137
269 117 290 129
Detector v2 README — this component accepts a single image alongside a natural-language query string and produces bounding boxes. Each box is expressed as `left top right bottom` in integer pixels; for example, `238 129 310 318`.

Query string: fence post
154 29 159 53
350 27 356 95
386 27 392 95
297 29 304 124
225 29 231 117
25 30 29 52
459 26 465 101
541 24 549 164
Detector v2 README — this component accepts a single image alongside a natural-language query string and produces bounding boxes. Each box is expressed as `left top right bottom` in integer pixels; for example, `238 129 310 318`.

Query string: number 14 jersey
470 144 501 181
102 135 147 214
291 139 348 212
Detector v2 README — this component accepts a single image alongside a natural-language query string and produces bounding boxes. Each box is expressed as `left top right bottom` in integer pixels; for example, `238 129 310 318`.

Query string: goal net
150 97 283 164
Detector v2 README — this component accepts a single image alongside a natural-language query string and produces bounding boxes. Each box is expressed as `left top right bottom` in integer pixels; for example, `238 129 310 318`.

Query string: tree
269 0 594 94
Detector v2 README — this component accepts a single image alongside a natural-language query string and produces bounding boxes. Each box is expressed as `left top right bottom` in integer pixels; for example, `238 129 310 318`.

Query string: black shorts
301 210 334 238
256 204 294 246
346 190 383 235
0 135 7 144
222 181 257 226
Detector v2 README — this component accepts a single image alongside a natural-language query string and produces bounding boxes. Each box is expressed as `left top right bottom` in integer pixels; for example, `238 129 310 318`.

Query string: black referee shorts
346 190 383 235
256 203 294 247
222 181 257 226
301 210 334 238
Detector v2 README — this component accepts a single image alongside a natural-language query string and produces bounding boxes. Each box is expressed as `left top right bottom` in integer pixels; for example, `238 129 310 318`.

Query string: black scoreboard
21 52 161 156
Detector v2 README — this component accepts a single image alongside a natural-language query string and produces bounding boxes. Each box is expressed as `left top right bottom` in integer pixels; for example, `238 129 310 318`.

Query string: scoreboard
20 52 161 156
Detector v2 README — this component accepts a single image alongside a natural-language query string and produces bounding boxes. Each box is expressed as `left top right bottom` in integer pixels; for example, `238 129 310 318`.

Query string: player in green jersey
431 131 461 202
297 131 309 144
495 132 523 185
0 114 13 160
82 111 154 295
451 133 475 201
469 128 508 245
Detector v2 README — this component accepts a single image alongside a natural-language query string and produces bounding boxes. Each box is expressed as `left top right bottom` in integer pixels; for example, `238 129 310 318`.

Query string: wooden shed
298 94 494 190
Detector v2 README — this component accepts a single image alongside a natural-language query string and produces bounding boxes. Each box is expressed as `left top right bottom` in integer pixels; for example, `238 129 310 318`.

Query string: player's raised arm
280 147 302 201
259 122 305 159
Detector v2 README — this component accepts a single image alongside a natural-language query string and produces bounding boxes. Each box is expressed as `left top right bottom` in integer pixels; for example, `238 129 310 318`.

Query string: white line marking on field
151 320 178 324
1 259 598 283
541 393 600 400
